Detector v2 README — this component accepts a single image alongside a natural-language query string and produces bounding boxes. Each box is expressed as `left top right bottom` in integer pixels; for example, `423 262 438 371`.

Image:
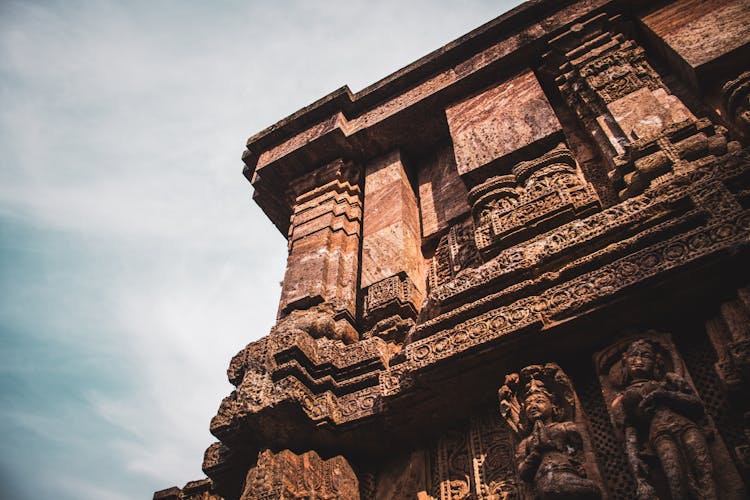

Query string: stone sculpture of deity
498 364 602 500
609 338 718 499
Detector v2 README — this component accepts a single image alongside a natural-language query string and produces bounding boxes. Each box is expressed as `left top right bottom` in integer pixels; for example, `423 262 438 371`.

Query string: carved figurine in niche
498 364 602 500
599 337 718 500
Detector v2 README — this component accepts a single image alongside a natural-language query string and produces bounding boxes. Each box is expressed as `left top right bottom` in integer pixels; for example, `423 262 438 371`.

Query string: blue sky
0 1 522 498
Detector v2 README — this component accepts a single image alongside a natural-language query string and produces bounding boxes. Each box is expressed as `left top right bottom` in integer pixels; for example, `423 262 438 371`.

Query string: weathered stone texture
641 0 750 70
446 69 563 182
361 150 425 326
240 449 359 500
417 145 470 241
158 1 750 498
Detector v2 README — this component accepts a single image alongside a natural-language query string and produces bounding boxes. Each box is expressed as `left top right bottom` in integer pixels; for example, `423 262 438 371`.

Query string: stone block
361 151 425 304
641 0 750 72
417 145 470 241
445 70 562 182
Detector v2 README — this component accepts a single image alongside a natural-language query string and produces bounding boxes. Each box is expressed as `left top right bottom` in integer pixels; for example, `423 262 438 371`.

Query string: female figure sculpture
499 364 601 499
611 339 718 499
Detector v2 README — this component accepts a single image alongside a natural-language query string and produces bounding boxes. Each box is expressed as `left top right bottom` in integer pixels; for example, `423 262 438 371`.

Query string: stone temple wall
156 0 750 498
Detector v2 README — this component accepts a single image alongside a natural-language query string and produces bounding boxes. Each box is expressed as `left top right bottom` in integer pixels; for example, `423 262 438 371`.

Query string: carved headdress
594 332 677 390
498 363 576 435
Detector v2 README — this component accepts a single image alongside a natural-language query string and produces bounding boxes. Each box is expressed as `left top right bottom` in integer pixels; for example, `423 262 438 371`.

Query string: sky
0 1 523 498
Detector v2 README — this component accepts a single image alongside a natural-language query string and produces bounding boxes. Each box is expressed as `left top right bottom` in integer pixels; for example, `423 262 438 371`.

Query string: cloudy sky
0 1 522 498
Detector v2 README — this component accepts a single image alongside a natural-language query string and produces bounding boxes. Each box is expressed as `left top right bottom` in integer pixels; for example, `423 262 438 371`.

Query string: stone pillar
360 151 425 331
279 158 362 343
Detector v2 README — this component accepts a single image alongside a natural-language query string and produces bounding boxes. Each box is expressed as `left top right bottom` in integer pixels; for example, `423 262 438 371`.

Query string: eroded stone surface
446 69 562 182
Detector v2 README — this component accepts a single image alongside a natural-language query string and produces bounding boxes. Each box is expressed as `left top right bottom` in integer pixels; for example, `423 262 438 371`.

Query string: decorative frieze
469 144 600 257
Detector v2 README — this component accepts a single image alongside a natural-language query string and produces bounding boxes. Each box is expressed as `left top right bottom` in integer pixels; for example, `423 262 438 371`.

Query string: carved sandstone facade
156 1 750 498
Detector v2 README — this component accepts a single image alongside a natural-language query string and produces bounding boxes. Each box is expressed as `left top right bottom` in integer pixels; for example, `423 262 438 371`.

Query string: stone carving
610 118 739 200
363 315 414 352
705 286 750 472
706 286 750 394
417 147 749 333
156 3 750 498
363 273 422 327
241 449 359 500
549 13 695 154
427 412 519 500
428 217 481 290
152 478 222 500
594 334 749 499
722 71 750 138
498 364 602 499
469 144 600 257
278 159 362 342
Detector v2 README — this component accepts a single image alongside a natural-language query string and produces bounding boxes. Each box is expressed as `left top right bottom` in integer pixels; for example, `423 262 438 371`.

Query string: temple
155 0 750 498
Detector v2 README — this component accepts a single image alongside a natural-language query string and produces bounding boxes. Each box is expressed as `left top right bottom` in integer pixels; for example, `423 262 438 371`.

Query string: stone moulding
209 149 750 456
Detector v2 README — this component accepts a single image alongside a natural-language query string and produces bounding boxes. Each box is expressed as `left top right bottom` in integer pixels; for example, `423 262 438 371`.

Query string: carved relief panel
241 449 360 500
545 13 741 201
468 144 601 257
426 412 520 500
498 363 603 500
428 218 482 291
594 332 746 499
